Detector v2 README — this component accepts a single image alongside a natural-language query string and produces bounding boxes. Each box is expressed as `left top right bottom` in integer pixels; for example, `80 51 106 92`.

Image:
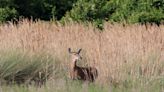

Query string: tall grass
0 19 164 91
0 50 56 85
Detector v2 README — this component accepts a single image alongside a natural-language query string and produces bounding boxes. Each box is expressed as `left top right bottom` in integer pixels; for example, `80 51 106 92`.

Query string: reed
0 19 163 91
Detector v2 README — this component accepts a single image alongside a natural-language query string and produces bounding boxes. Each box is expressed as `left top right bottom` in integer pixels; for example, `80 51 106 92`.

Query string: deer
68 48 98 82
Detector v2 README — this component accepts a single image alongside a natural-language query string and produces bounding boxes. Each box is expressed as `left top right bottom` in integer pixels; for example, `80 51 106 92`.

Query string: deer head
68 48 82 62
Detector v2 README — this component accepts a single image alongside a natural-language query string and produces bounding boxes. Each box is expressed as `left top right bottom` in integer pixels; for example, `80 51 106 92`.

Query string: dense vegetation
0 20 163 92
0 0 164 91
0 0 164 25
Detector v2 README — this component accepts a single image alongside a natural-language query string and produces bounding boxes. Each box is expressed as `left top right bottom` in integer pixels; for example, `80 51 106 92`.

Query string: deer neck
70 59 77 70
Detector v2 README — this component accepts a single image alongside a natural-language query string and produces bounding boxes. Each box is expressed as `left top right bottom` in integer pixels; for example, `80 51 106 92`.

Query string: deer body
69 48 98 82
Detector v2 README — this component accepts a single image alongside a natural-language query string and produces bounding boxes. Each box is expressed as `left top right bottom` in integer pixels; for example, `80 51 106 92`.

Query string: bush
0 0 164 26
0 7 18 23
128 9 164 24
12 0 77 20
63 0 164 28
109 0 164 24
62 0 115 29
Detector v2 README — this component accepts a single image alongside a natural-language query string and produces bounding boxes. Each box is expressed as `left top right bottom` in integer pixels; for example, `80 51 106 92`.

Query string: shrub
110 0 164 24
12 0 77 20
0 7 18 23
62 0 115 29
63 0 164 28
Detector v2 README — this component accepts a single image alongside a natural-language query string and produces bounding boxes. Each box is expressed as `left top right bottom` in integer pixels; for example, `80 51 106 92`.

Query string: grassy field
0 20 164 92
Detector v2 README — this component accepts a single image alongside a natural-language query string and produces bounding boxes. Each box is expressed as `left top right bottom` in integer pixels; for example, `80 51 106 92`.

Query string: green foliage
0 0 164 26
0 0 15 8
12 0 77 20
63 0 115 29
110 0 164 24
53 0 77 20
128 9 164 24
64 0 109 21
63 0 164 28
0 7 18 22
13 0 51 20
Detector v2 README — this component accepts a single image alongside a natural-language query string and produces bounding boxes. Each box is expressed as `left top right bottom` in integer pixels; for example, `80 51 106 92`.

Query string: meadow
0 20 164 92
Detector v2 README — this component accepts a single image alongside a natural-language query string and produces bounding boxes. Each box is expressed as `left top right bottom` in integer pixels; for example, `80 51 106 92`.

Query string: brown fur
68 48 98 82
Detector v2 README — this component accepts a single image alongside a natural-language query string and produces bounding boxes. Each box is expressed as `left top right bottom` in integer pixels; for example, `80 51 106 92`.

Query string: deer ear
77 49 82 54
68 48 71 53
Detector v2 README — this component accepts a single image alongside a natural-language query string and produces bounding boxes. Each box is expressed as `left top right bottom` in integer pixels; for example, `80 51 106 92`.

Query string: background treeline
0 0 164 25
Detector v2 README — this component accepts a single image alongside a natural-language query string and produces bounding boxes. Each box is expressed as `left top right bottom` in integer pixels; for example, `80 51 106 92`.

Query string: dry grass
0 19 164 91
